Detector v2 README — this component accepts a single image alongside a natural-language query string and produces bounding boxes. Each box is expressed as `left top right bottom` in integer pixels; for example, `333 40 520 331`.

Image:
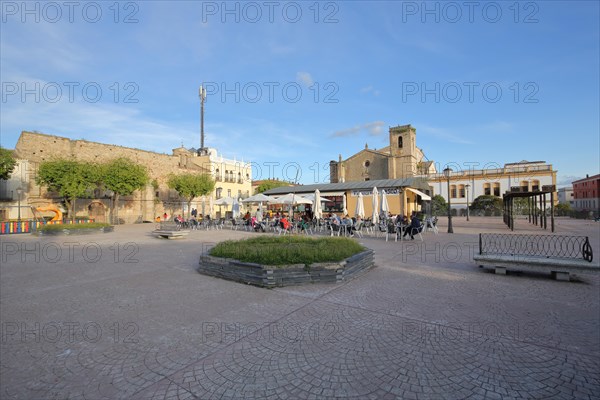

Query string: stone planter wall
198 249 374 287
36 226 115 236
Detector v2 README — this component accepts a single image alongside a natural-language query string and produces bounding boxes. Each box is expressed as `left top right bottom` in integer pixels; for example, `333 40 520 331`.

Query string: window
520 180 529 192
365 178 370 181
216 187 222 199
531 180 540 191
458 185 465 198
493 183 500 196
484 183 491 196
364 160 370 167
398 136 403 148
323 196 343 212
215 168 220 181
450 185 457 198
227 189 231 197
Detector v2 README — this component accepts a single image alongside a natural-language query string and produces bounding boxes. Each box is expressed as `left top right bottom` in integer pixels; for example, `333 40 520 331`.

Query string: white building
427 161 557 213
557 187 574 207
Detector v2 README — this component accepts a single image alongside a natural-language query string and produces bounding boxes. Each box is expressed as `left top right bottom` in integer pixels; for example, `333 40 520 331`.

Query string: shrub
209 236 365 266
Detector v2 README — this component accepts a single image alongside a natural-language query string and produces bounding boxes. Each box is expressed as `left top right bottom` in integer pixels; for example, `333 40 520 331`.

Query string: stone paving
1 217 599 399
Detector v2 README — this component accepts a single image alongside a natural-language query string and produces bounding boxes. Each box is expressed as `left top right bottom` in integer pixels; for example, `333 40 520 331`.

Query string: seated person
280 216 291 231
403 215 423 240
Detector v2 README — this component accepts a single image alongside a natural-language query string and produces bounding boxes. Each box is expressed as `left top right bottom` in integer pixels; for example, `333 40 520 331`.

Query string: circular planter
198 249 374 287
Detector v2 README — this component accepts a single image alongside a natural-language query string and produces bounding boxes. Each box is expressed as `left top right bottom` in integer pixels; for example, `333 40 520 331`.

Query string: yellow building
264 178 432 219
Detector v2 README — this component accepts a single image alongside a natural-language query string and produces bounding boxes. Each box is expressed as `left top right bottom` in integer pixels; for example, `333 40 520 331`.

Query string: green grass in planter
209 236 365 266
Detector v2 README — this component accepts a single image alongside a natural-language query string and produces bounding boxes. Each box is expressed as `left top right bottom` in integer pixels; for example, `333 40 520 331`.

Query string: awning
406 187 431 201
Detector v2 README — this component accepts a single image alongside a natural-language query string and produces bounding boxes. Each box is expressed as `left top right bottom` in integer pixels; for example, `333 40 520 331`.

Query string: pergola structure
503 185 556 232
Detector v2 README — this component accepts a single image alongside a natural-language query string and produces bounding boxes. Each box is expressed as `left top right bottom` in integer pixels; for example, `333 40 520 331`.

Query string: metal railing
479 233 593 262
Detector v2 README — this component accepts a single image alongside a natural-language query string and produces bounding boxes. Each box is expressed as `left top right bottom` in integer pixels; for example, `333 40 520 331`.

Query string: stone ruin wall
14 131 212 223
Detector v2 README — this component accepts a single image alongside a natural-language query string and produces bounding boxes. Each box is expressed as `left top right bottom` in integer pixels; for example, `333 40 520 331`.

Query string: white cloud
557 175 583 187
331 121 385 137
296 72 314 87
360 85 381 96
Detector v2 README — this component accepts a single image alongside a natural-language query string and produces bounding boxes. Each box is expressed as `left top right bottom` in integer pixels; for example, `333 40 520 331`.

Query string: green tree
0 147 17 180
102 158 149 224
37 159 101 220
555 203 572 217
256 179 289 194
431 195 448 216
513 198 530 215
167 173 215 218
470 195 503 216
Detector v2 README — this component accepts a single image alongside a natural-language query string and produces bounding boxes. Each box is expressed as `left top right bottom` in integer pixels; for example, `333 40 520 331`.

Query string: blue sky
1 1 598 186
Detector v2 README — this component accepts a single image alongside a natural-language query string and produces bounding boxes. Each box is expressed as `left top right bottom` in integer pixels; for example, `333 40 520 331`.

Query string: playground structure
35 205 63 222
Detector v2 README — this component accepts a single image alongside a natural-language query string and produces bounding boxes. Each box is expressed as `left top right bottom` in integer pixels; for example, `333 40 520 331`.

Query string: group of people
325 211 424 239
153 208 428 239
383 212 424 240
155 211 211 230
327 213 362 237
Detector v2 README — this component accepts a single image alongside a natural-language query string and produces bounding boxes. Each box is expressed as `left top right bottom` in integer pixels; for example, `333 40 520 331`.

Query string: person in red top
280 216 290 230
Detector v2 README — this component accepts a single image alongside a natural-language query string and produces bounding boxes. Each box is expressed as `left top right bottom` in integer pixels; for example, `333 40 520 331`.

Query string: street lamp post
465 184 470 221
443 168 453 233
16 187 23 222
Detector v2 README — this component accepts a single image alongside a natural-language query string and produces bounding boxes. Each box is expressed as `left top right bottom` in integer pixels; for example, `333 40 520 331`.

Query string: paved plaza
1 217 599 399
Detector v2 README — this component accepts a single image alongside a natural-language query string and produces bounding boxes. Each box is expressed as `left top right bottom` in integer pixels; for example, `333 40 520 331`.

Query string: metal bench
473 233 599 281
152 223 189 239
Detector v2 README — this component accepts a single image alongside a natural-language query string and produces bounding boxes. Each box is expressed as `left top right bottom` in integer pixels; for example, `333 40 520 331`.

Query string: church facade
329 124 435 183
330 124 557 213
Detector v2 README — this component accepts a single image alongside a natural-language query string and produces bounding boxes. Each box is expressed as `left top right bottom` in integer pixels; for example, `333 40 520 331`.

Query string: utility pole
199 85 207 155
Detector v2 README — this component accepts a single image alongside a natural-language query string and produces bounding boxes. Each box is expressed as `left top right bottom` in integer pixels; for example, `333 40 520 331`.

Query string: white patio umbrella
271 193 312 218
241 193 276 203
372 187 380 224
214 196 235 205
355 192 365 218
381 190 390 219
232 198 241 218
274 193 312 205
302 193 333 203
313 189 323 220
342 194 348 216
214 197 234 218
